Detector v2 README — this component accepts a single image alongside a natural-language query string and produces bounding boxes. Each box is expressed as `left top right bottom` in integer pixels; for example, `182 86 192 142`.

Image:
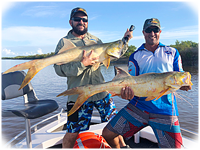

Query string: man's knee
64 132 79 139
102 127 118 140
102 127 122 148
62 132 79 148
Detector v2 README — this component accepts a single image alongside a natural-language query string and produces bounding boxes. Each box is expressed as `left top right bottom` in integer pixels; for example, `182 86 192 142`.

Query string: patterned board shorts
105 103 183 148
66 93 117 133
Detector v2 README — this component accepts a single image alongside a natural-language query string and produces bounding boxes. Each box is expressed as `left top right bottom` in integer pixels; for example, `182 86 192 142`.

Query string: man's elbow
53 64 66 77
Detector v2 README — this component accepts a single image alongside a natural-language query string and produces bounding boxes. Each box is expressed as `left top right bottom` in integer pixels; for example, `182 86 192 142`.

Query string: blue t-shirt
128 42 183 116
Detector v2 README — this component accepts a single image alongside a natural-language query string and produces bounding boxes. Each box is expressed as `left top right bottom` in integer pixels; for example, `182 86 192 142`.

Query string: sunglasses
145 27 160 33
72 17 88 22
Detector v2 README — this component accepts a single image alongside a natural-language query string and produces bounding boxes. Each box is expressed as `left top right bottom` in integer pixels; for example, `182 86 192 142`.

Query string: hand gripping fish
57 67 193 116
3 39 125 90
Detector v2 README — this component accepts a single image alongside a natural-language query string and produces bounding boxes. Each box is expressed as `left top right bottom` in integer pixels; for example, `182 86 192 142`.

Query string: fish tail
57 84 106 116
67 93 88 116
57 87 90 116
56 86 83 97
3 60 36 74
3 59 44 90
18 64 41 90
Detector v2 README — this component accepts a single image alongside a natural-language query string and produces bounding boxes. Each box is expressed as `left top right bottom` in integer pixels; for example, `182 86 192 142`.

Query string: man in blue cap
102 18 191 148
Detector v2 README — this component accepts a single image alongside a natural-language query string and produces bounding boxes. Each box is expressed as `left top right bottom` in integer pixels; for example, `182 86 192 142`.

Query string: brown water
1 60 198 145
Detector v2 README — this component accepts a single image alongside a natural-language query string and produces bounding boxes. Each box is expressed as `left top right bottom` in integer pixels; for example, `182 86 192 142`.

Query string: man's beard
72 23 88 35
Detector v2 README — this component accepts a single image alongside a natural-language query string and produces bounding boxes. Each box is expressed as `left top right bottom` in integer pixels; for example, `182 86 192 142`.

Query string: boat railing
180 127 198 136
5 108 65 148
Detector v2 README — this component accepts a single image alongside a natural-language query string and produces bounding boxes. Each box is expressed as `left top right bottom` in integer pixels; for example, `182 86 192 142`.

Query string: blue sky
1 1 199 57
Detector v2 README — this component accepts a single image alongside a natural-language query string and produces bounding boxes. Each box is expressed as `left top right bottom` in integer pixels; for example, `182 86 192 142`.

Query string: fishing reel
122 25 135 45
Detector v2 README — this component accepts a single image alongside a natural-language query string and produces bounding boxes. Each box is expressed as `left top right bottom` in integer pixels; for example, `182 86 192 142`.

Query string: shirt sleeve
53 38 87 77
128 52 139 76
54 62 87 77
173 49 184 72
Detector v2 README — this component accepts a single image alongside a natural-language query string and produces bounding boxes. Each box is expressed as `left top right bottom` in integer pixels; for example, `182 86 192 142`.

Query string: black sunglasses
72 17 88 22
145 27 160 33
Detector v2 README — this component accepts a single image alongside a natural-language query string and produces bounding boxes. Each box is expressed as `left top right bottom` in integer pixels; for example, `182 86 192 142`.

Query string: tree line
170 40 198 66
2 40 198 66
123 40 198 66
2 52 55 60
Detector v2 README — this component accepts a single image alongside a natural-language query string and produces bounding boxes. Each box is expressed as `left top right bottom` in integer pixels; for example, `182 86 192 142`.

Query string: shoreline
2 57 198 67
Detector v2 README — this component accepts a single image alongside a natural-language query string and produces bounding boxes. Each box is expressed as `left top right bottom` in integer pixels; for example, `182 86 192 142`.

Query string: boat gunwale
4 109 199 148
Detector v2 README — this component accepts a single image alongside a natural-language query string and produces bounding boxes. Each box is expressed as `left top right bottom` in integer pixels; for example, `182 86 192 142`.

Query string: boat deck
6 111 198 148
49 136 159 148
126 136 158 148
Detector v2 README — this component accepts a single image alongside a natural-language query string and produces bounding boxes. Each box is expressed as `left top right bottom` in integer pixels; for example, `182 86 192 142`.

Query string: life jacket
73 132 111 148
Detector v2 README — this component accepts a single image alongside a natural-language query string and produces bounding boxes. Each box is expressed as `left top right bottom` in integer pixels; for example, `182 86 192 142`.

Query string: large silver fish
3 39 126 90
57 67 193 116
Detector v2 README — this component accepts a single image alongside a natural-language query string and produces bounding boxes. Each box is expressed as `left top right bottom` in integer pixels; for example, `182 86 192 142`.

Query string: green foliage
2 52 55 60
170 40 198 51
170 40 198 66
124 45 137 57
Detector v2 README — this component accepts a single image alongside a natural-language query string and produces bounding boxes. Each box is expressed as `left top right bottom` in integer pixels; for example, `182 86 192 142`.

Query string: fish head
181 72 193 86
165 72 193 89
106 40 124 58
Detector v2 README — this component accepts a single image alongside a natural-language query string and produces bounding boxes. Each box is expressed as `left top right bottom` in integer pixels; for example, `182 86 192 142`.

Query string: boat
2 71 199 148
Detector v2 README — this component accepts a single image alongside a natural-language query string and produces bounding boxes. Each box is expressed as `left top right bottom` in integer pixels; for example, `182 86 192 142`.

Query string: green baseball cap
143 18 161 31
70 7 88 19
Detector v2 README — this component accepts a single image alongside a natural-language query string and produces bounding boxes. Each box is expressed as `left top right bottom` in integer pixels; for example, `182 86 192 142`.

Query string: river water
1 60 198 144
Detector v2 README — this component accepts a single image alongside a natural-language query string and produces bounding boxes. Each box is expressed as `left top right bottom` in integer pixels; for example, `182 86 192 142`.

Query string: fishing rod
123 25 135 44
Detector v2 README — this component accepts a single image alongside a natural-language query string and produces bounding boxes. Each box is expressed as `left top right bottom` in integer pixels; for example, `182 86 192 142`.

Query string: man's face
70 12 88 35
143 26 161 46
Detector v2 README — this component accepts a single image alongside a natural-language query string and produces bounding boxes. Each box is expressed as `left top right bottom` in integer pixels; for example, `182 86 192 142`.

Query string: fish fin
102 55 110 69
92 62 100 71
3 59 42 90
145 88 170 101
57 87 81 97
3 60 36 74
57 87 89 116
109 92 121 97
109 91 116 96
154 88 170 101
67 93 88 116
112 67 131 81
57 38 76 54
145 96 157 101
84 39 97 46
19 59 46 90
19 61 43 90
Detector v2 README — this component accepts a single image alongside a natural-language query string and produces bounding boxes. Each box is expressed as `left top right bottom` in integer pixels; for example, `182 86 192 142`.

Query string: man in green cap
54 7 133 148
102 18 191 148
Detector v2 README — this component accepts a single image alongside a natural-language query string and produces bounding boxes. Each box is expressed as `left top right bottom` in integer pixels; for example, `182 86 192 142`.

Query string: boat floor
126 136 158 148
49 136 159 148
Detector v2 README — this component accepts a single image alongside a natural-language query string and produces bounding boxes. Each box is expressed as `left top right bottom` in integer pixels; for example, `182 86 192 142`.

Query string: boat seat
2 100 58 119
2 71 59 148
2 71 59 119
